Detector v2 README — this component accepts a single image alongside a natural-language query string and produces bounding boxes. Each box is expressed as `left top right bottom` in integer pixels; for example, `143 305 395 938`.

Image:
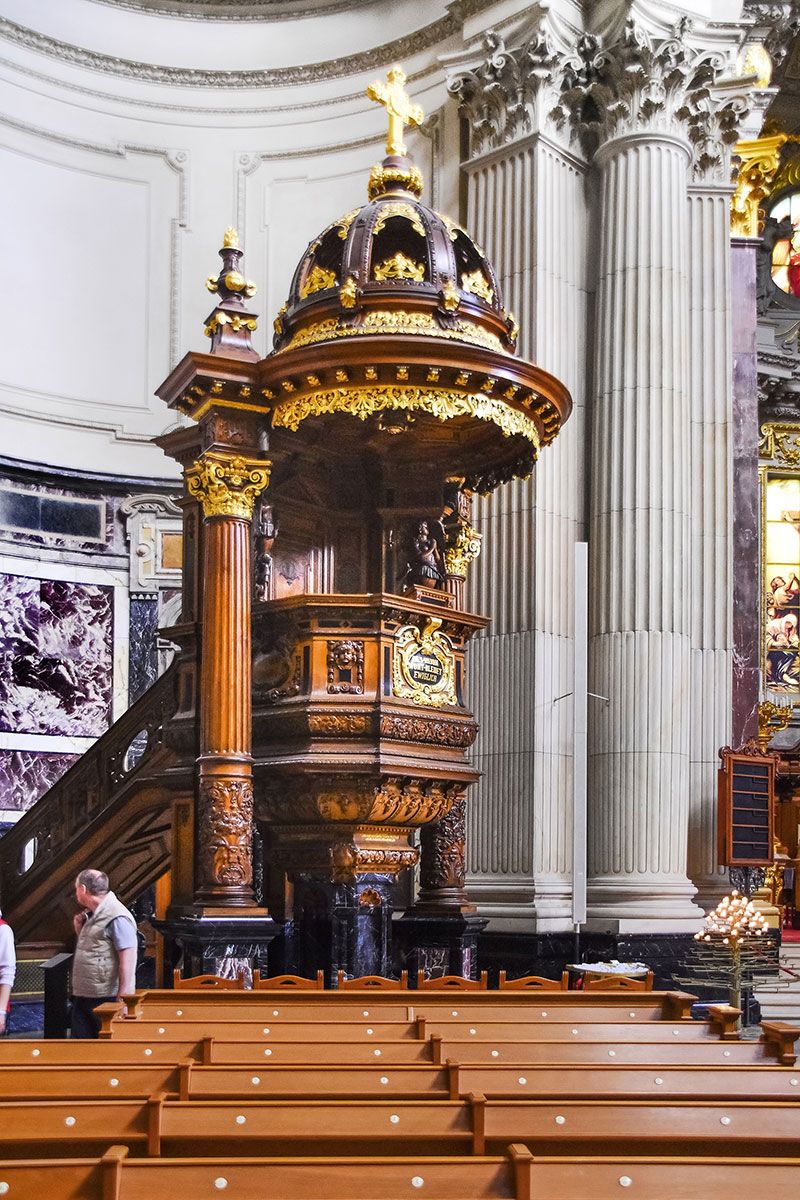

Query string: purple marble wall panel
0 575 113 736
0 750 80 811
731 240 761 747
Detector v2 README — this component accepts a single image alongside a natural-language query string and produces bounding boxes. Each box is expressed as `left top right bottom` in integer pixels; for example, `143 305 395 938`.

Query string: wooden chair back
336 971 408 989
252 971 325 990
416 971 488 990
172 970 244 990
498 970 569 990
584 971 653 991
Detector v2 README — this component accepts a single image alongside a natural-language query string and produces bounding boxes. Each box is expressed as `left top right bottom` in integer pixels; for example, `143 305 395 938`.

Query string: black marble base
394 912 488 982
277 873 398 986
153 914 280 987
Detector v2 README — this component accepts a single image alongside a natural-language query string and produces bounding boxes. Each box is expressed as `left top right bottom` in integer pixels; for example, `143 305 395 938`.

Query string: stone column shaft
465 136 587 930
587 133 703 928
686 184 734 907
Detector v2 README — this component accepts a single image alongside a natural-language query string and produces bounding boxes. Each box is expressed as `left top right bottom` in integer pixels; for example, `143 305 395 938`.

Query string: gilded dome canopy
273 155 516 359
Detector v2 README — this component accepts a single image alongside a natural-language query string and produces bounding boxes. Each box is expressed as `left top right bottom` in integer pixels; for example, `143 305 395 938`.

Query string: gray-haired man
70 869 137 1038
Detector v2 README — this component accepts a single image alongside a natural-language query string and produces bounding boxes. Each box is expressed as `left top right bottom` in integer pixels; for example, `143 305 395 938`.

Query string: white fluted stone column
465 136 587 930
587 131 704 930
686 183 733 910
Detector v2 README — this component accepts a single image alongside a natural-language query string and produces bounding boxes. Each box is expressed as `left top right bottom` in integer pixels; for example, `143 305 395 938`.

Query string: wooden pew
1 1146 798 1200
432 1033 796 1066
199 1035 435 1065
416 972 488 990
0 1144 532 1200
1 1094 798 1160
478 1097 800 1156
584 972 654 991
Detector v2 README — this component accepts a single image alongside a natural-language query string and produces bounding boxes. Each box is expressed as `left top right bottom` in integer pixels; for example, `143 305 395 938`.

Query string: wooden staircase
0 637 198 947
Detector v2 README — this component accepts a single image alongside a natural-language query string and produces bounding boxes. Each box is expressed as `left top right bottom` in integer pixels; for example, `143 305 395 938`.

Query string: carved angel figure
400 520 446 590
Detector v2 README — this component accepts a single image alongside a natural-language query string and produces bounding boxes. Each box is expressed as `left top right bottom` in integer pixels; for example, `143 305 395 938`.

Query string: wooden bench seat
0 1063 186 1100
182 1062 452 1100
200 1036 434 1065
434 1036 794 1066
100 1015 427 1041
451 1062 800 1101
0 1040 201 1065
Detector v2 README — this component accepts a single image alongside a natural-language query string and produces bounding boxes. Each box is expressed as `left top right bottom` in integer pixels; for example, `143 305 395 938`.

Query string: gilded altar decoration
758 698 793 749
444 522 482 577
731 134 788 238
366 63 424 158
461 269 494 303
300 265 337 298
186 452 271 520
374 252 425 281
393 618 457 707
441 280 460 311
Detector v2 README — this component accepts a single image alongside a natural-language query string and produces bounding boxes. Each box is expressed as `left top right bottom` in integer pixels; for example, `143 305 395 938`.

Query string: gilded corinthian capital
186 451 270 520
730 134 788 238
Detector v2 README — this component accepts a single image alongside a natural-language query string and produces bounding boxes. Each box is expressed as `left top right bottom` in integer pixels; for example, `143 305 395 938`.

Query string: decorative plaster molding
0 12 458 88
89 0 372 21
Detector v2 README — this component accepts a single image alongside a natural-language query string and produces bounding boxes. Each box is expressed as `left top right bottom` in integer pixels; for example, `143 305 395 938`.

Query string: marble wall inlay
0 575 113 737
0 750 80 812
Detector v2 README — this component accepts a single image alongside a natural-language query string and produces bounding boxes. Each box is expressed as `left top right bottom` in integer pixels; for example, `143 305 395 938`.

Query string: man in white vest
70 869 137 1038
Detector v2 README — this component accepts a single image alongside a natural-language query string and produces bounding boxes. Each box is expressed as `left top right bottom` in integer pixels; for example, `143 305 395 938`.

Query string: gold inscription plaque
392 618 457 708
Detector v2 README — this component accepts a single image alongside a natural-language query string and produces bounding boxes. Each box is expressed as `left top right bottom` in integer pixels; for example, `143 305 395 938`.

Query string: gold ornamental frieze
461 269 494 303
186 452 271 520
269 383 540 445
392 618 457 708
278 310 506 355
760 422 800 467
371 201 426 239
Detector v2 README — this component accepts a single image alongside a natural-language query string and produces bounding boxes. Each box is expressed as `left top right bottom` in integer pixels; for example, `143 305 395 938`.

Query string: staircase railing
0 663 183 920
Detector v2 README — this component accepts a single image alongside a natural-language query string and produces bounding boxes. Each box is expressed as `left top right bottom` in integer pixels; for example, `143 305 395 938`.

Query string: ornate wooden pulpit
155 69 572 981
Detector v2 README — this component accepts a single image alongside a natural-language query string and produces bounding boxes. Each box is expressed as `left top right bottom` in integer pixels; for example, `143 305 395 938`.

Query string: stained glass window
765 476 800 692
770 192 800 297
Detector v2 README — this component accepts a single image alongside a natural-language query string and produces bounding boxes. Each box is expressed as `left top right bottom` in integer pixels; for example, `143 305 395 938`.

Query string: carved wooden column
416 793 474 913
186 450 270 908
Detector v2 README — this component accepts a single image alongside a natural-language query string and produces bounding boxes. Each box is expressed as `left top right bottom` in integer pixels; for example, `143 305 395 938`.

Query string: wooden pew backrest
417 972 488 990
172 971 245 990
252 972 325 990
498 971 569 990
337 971 408 990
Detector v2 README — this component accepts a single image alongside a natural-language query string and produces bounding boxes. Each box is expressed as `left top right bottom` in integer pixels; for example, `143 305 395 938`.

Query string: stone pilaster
185 451 270 908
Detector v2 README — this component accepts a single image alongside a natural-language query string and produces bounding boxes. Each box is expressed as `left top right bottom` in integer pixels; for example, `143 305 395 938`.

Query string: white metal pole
572 541 588 928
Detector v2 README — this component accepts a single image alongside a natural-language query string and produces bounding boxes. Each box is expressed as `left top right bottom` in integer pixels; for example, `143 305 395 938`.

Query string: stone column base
154 913 280 986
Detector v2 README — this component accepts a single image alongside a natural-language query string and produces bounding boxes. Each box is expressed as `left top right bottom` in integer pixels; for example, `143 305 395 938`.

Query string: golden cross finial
366 64 424 157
